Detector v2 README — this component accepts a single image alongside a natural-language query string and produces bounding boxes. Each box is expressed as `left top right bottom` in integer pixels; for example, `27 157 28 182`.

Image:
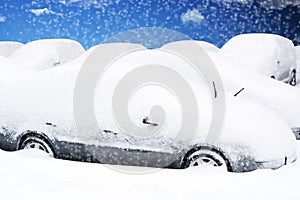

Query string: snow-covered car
0 42 297 172
0 39 85 87
221 33 297 86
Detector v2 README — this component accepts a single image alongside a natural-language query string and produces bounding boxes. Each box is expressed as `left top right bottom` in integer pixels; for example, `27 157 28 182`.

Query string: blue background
0 0 299 49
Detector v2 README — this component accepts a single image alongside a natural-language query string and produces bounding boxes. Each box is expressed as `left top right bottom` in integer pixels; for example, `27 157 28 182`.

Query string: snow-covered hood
218 94 296 162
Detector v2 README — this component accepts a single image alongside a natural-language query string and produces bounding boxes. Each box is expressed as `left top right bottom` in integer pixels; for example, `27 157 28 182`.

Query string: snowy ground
0 141 299 200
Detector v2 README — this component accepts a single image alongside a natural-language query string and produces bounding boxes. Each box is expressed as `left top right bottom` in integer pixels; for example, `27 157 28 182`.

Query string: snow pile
221 34 297 81
0 41 23 57
0 142 300 200
10 39 85 71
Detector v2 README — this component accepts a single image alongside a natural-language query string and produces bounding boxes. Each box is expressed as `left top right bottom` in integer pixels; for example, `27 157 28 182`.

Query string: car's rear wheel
182 147 230 171
19 135 55 157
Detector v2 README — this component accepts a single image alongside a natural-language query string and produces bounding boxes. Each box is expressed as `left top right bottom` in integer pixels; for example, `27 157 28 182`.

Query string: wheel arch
17 131 57 157
181 144 233 172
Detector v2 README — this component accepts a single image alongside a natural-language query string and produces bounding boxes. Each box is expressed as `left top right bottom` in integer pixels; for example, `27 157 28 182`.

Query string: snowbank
221 34 297 81
0 41 23 57
10 39 85 71
0 142 299 200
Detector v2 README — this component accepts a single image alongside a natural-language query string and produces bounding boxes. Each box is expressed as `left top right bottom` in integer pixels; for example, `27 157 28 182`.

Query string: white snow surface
0 41 23 57
221 33 297 80
0 141 299 200
10 39 85 71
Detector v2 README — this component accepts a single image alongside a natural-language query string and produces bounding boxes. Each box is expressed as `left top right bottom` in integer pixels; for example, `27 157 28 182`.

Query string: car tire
182 147 230 171
19 134 55 157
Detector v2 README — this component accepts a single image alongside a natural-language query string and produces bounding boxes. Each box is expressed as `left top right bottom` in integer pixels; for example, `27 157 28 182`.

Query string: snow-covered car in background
0 42 296 172
0 41 23 57
10 39 85 71
221 33 297 86
209 45 300 140
0 39 85 87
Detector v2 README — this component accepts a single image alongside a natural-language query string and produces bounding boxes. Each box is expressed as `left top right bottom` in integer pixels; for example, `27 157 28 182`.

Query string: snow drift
0 142 300 200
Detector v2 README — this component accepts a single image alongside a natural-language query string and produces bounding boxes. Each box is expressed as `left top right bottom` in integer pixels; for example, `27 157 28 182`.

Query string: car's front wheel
182 147 230 171
19 135 55 157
